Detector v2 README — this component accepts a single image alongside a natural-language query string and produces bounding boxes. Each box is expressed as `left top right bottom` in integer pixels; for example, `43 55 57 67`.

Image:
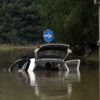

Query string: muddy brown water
0 49 99 100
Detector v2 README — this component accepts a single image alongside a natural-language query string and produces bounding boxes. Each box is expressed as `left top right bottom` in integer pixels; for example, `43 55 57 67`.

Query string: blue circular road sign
43 29 54 43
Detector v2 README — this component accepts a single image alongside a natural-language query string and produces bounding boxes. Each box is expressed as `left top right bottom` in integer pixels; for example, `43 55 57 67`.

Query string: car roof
37 43 70 52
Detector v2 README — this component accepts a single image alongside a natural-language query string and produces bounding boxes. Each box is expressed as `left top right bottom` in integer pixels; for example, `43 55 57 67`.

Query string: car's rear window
37 50 66 59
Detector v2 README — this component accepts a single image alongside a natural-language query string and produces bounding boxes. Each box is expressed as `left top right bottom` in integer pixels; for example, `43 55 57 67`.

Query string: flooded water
0 48 99 100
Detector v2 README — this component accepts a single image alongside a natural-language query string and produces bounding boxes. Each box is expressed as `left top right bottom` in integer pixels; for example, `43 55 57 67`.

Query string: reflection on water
16 70 80 100
0 48 34 70
1 67 97 100
0 49 99 100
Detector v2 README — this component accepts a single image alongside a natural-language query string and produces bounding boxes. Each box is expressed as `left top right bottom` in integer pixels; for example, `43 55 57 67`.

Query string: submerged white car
9 43 80 72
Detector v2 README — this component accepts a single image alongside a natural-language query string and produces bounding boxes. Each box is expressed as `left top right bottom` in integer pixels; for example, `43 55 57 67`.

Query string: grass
0 44 99 61
0 44 38 51
86 50 99 62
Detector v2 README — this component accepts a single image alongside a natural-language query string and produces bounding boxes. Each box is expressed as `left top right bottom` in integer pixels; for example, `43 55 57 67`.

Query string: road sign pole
98 5 100 98
94 1 100 97
99 6 100 43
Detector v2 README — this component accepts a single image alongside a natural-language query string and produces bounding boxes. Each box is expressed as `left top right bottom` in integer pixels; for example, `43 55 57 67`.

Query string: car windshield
37 50 66 59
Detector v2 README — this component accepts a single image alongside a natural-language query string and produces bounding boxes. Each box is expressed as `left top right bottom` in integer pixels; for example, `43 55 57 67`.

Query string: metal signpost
43 29 54 43
94 0 100 45
94 0 100 97
94 0 100 4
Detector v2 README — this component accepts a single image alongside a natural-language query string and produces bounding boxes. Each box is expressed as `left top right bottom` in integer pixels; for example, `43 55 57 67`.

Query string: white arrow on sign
44 33 53 38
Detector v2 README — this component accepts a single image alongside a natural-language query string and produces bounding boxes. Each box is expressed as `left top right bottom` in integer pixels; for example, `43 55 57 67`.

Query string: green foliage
0 0 43 44
0 0 98 55
41 0 98 46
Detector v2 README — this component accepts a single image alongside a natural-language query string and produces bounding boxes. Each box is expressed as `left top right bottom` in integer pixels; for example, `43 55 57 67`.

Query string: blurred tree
0 0 43 44
0 0 98 55
40 0 98 55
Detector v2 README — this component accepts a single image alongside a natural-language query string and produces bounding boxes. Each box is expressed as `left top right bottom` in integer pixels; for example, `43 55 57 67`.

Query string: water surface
0 49 99 100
